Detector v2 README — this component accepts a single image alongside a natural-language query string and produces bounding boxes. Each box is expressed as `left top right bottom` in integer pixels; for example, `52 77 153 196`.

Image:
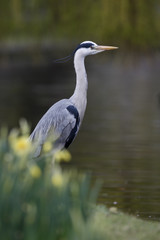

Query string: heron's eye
90 45 94 50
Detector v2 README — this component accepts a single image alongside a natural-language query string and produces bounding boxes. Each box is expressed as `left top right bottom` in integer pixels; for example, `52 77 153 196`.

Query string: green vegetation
0 120 160 240
0 0 160 49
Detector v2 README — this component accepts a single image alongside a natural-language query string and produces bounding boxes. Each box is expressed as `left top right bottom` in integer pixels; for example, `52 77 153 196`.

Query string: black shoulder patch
65 105 80 148
67 105 80 122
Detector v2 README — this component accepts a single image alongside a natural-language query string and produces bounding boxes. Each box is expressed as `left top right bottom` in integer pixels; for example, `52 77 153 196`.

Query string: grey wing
30 100 80 157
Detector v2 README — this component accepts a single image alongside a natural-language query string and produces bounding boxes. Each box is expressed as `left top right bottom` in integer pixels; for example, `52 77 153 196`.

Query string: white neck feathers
70 51 88 121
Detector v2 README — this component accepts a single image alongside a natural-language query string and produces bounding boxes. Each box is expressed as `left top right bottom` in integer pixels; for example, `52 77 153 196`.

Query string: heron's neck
70 53 88 120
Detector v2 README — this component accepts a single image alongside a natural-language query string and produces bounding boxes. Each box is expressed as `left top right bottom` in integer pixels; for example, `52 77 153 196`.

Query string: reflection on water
1 51 160 221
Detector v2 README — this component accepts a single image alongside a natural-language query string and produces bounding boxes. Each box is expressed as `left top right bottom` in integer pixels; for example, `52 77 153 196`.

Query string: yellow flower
11 136 31 156
43 141 52 153
54 149 71 163
51 172 64 188
29 165 42 178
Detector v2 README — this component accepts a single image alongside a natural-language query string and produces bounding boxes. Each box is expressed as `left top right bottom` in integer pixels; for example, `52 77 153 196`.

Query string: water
1 49 160 221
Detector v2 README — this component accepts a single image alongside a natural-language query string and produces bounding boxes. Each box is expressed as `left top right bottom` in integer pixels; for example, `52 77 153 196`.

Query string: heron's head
55 41 118 63
74 41 118 57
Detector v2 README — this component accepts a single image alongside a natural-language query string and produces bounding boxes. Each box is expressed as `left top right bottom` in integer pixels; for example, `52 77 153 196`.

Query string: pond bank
92 205 160 240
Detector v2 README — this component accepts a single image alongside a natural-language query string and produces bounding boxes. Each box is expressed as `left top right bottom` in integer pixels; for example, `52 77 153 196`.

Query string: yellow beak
94 45 118 50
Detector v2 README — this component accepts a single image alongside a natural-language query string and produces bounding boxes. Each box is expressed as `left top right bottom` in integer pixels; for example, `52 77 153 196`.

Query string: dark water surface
1 50 160 221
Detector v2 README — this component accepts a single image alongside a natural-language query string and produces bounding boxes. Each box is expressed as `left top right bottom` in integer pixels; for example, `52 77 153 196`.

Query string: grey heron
30 41 118 157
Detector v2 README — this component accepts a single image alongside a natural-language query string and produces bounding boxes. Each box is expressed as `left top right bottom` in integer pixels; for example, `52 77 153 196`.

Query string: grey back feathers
30 99 80 157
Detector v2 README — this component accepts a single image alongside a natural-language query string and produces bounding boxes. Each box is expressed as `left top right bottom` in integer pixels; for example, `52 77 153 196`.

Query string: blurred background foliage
0 0 160 50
